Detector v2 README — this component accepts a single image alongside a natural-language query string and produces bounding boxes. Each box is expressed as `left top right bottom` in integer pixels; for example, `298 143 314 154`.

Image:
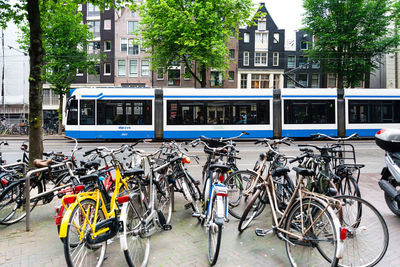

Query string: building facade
237 3 285 89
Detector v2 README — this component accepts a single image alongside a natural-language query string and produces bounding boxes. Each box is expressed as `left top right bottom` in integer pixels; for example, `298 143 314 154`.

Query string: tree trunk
58 94 63 135
200 64 207 88
27 0 44 166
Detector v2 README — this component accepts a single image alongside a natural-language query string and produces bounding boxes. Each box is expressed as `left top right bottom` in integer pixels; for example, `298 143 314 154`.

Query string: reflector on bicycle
62 196 76 205
218 174 224 182
73 185 85 193
182 156 191 164
340 227 347 240
117 195 130 204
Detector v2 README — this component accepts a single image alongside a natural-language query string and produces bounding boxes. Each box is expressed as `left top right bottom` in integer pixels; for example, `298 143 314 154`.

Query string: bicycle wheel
0 179 42 225
155 174 172 224
285 199 338 266
185 174 202 213
332 195 389 267
274 174 295 211
224 170 259 219
63 199 107 267
338 175 361 197
238 187 265 232
208 195 222 266
123 198 150 267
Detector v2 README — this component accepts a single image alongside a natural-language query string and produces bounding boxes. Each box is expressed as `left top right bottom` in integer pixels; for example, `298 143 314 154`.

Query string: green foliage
303 0 400 88
138 0 256 86
18 1 103 96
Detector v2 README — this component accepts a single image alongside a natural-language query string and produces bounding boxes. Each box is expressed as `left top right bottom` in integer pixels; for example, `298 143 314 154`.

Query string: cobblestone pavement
1 172 400 267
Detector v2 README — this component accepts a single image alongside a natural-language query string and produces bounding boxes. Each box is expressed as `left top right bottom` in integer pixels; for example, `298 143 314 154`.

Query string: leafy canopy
19 1 101 95
303 0 400 88
137 0 256 84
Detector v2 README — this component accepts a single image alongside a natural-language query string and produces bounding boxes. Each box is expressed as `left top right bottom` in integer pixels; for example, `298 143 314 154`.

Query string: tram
64 87 400 140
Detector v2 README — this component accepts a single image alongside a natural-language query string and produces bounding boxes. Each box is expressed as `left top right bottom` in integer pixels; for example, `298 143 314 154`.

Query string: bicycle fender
119 202 129 251
58 196 94 238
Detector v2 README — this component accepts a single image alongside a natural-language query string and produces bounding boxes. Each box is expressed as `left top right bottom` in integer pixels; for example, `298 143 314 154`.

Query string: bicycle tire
285 199 338 266
338 175 361 197
185 173 202 213
0 179 42 225
237 187 264 232
155 174 172 225
63 198 107 267
123 198 150 267
330 195 389 267
224 170 259 219
208 195 222 266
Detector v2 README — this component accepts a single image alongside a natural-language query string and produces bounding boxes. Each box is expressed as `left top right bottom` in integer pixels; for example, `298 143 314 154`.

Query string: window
166 100 269 125
251 74 269 88
157 68 164 80
311 74 319 88
118 60 126 76
241 74 247 88
121 38 127 52
97 100 152 125
87 20 100 37
184 67 191 80
273 52 279 66
243 32 250 43
243 51 249 66
284 100 335 124
298 74 308 87
258 20 266 31
327 73 337 87
67 100 78 125
255 52 267 66
80 100 95 125
168 69 180 86
104 19 111 30
77 69 84 76
301 40 308 50
287 56 295 68
349 100 400 123
255 32 268 44
128 21 138 34
228 71 234 81
287 74 295 88
229 49 235 60
141 60 149 76
299 56 307 67
128 39 139 55
87 3 100 17
88 41 100 54
129 60 138 77
104 40 111 52
210 71 223 87
104 63 111 75
273 33 280 43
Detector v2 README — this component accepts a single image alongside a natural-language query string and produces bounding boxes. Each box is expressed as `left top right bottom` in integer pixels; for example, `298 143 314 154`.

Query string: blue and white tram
65 88 155 139
345 89 400 137
163 88 273 139
281 88 338 137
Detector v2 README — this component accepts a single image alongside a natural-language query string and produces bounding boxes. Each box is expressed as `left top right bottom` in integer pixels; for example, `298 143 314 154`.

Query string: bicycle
242 141 345 266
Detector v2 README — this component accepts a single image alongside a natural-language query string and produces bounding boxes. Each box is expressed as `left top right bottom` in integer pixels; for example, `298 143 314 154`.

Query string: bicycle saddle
84 159 101 169
272 167 290 177
33 159 53 168
209 163 230 172
292 167 315 177
79 174 99 184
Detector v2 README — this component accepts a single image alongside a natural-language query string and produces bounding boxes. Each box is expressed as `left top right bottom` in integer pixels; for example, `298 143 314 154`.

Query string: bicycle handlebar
310 132 359 141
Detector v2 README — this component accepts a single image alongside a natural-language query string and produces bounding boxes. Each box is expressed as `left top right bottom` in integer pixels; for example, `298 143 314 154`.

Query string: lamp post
1 29 4 116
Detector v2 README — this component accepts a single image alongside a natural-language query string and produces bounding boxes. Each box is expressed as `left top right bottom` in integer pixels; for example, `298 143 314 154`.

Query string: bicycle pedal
184 203 192 210
162 224 172 231
255 228 273 237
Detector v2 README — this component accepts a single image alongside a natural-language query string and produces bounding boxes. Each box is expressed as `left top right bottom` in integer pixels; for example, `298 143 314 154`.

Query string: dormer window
258 19 266 31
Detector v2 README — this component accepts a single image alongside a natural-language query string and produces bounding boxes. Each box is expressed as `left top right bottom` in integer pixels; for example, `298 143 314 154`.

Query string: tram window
284 100 335 124
80 100 95 125
349 100 400 123
166 100 269 125
67 100 78 125
97 100 152 125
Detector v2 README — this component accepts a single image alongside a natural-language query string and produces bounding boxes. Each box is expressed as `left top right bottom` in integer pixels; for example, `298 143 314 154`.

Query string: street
0 138 399 267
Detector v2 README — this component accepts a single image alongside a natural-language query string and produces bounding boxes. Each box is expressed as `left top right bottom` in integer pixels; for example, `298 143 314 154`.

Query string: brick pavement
1 173 400 267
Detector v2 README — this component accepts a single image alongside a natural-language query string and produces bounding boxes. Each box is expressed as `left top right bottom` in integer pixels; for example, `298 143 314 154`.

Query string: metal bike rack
25 161 74 231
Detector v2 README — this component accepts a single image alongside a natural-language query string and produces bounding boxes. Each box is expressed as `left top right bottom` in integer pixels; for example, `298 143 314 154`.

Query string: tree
303 0 400 89
0 0 120 166
138 0 256 88
19 1 102 134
